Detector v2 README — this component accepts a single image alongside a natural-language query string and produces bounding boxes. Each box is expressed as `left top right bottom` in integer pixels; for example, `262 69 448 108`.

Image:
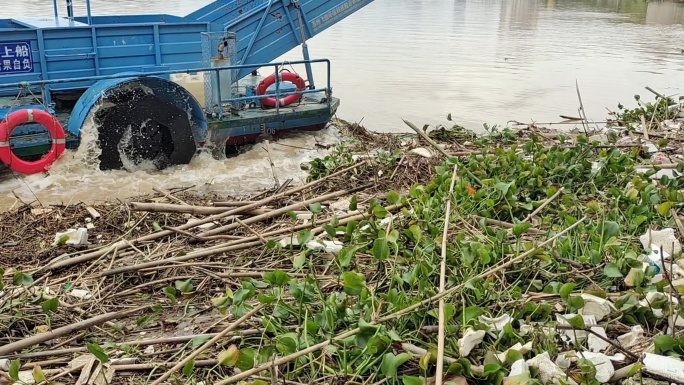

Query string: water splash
0 110 342 210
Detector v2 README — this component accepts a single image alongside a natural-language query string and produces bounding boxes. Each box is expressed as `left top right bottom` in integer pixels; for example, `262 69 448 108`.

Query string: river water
1 0 683 209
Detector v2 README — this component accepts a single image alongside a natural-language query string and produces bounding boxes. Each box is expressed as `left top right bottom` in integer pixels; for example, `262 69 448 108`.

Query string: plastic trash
527 352 578 385
578 294 616 321
642 352 684 383
53 228 88 246
458 328 486 357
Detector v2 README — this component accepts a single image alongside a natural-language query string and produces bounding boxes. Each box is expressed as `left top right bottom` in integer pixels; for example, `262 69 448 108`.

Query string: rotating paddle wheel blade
94 88 196 171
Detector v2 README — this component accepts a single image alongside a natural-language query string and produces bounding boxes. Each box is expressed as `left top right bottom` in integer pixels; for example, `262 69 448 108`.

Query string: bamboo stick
100 203 404 277
197 184 371 237
0 306 146 357
7 329 267 360
128 204 270 216
436 164 458 385
43 160 369 271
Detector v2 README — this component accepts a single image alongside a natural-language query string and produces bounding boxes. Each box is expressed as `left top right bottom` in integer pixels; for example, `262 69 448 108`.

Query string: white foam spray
0 106 341 210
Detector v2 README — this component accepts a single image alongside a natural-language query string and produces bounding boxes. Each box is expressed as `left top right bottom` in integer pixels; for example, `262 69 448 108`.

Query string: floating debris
0 91 684 384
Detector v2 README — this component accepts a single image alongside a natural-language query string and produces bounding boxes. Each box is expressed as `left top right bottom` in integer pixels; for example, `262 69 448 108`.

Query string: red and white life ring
256 71 306 108
0 108 66 174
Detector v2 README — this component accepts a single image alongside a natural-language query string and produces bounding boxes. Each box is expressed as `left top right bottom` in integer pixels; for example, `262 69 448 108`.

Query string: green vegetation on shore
0 93 683 385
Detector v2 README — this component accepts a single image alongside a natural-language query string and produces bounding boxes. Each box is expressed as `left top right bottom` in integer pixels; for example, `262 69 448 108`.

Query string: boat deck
218 92 337 125
206 93 339 145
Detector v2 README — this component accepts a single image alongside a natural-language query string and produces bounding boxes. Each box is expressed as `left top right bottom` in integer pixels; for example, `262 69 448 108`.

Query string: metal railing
0 58 333 120
54 0 93 24
214 59 331 118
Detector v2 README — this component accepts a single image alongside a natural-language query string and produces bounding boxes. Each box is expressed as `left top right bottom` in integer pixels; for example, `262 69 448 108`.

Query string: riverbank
1 92 684 385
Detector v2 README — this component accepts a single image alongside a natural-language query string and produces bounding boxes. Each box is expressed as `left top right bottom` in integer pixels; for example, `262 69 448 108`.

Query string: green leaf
342 271 366 296
191 335 211 350
373 205 389 218
494 181 512 195
559 282 576 300
258 293 276 304
387 229 400 244
600 221 620 242
86 342 110 363
337 245 362 268
358 318 379 335
218 345 240 366
12 271 33 286
419 352 431 370
604 236 621 248
263 270 291 286
41 297 59 312
346 221 357 238
9 359 20 381
293 252 306 270
32 365 45 383
512 222 531 238
235 348 257 371
604 263 624 278
444 303 456 321
503 371 537 385
276 333 299 355
380 352 413 377
182 359 195 377
297 229 314 246
387 190 401 204
461 305 483 323
349 195 358 211
587 200 601 212
211 295 231 309
627 363 645 376
567 295 585 311
174 279 193 293
262 317 278 333
630 268 645 287
164 286 177 301
657 201 673 217
563 314 586 329
309 202 322 214
654 335 676 353
323 224 337 238
233 287 253 304
152 221 162 232
403 375 423 385
428 303 456 322
372 238 390 260
483 363 502 375
56 234 69 245
407 225 422 242
505 349 523 365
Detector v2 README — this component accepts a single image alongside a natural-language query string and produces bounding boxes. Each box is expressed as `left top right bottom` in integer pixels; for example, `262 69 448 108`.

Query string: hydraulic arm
187 0 375 79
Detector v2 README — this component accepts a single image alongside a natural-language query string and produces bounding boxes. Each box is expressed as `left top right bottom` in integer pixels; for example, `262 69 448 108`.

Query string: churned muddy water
1 0 683 209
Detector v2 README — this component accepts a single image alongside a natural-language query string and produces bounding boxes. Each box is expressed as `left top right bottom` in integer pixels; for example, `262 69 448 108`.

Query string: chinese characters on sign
0 42 34 75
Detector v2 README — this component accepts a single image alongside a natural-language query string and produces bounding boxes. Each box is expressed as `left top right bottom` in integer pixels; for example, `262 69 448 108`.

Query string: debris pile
1 92 684 385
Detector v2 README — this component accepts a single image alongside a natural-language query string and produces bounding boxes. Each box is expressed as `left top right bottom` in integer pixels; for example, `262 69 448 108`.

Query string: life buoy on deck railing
0 108 66 174
256 71 307 108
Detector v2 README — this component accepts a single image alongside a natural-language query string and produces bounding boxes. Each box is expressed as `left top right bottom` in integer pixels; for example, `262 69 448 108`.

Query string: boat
0 0 374 173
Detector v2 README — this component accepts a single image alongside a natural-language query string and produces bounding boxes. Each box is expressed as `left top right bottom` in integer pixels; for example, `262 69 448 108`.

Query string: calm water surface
0 0 683 209
5 0 683 131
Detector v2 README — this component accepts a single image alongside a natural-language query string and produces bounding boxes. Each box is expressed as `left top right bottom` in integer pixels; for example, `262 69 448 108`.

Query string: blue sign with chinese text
0 42 34 75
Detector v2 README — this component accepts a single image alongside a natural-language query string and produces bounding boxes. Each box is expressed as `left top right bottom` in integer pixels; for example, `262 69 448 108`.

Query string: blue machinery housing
0 0 374 171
